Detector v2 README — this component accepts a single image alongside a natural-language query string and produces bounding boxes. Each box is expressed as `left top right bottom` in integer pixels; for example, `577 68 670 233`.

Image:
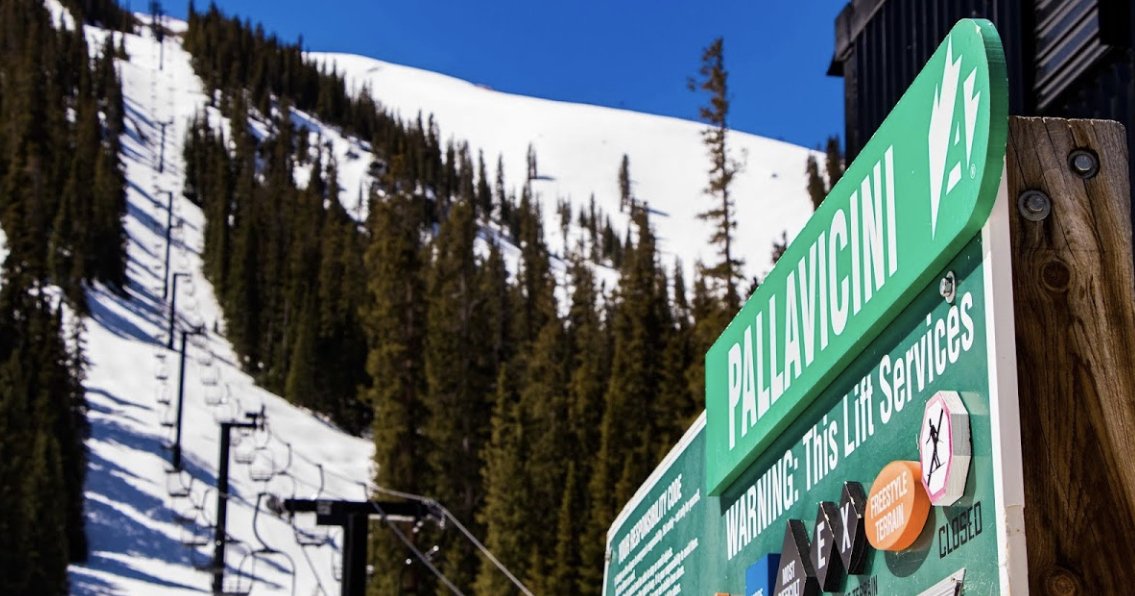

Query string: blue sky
168 1 847 150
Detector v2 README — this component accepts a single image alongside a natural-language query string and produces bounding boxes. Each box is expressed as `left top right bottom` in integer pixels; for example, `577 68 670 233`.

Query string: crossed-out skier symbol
925 409 945 484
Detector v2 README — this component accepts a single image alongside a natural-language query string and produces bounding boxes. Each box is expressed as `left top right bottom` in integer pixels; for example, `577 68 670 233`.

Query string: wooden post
1007 116 1135 593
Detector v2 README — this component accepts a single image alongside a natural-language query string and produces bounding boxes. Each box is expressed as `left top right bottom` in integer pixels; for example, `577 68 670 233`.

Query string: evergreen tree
656 260 698 454
824 135 845 189
585 207 669 585
475 365 529 594
361 188 429 594
805 153 827 211
423 194 493 591
564 256 610 595
806 135 845 210
526 143 537 180
476 150 492 221
518 317 569 591
618 153 632 212
0 278 87 594
476 182 559 592
692 37 743 310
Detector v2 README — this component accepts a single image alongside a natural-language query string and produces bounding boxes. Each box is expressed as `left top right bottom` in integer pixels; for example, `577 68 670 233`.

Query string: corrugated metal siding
831 0 1135 260
838 0 1026 159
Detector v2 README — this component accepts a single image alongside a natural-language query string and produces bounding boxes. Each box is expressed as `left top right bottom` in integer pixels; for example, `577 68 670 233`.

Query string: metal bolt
1018 190 1051 222
1068 149 1099 179
939 271 956 304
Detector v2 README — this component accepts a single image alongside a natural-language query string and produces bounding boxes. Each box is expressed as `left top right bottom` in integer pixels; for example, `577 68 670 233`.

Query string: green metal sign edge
704 19 1008 495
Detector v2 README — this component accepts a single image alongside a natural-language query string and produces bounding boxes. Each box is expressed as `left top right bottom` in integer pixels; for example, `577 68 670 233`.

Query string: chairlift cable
357 483 464 596
370 485 533 596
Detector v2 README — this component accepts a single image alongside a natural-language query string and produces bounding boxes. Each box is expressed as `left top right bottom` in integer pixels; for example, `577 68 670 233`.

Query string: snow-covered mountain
316 52 817 282
63 9 817 595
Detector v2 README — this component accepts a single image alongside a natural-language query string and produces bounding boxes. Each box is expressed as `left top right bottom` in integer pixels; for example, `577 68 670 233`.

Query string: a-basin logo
928 37 982 237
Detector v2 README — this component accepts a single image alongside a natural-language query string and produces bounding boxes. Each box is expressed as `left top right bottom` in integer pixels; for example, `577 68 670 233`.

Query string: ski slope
68 16 374 596
62 7 820 595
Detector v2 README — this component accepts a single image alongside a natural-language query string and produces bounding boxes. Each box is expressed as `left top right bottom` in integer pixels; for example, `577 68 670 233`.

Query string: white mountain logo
928 37 981 237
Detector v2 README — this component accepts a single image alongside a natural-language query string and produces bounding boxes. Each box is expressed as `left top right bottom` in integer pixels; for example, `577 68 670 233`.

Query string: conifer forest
0 1 837 593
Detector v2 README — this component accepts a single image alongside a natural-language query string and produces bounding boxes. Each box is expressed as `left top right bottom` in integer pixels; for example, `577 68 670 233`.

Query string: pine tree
476 150 492 221
548 462 581 594
477 180 559 592
824 135 845 189
805 135 845 211
475 366 529 594
693 37 743 310
526 143 537 180
564 256 610 595
805 153 827 211
361 188 429 594
586 207 669 585
422 194 493 591
518 317 569 591
656 260 698 454
618 153 632 212
494 154 506 222
0 278 88 593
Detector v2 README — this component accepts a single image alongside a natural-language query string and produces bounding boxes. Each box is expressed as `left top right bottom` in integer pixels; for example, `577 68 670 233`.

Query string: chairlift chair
160 405 177 428
251 423 272 450
249 451 276 482
155 359 170 381
220 577 252 596
201 367 220 387
265 473 298 506
190 329 207 349
172 501 199 525
165 469 192 498
186 310 205 330
179 523 212 548
274 442 293 476
156 384 172 405
234 493 298 596
160 427 176 450
291 464 329 547
196 348 214 367
234 440 256 465
213 396 242 424
204 383 224 406
293 525 328 547
197 487 217 527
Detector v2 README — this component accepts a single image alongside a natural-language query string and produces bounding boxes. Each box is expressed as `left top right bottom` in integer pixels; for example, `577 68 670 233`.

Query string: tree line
0 0 132 592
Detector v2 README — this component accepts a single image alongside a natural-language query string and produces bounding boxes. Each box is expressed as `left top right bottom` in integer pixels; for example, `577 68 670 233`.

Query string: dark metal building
829 0 1135 163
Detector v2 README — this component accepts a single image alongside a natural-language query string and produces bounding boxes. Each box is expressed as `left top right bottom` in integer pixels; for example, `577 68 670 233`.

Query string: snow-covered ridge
313 51 817 281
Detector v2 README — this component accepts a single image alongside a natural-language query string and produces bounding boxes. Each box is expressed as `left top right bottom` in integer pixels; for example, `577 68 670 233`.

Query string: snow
64 8 819 595
70 20 373 596
315 52 818 282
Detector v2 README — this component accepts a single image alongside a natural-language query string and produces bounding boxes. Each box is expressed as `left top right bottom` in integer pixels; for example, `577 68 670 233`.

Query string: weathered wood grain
1007 117 1135 594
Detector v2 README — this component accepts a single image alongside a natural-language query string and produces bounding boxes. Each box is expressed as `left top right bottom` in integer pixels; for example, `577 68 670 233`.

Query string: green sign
704 19 1008 494
604 229 1023 594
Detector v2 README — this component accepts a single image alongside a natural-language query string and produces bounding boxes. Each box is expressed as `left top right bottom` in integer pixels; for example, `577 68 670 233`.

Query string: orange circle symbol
864 460 930 551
